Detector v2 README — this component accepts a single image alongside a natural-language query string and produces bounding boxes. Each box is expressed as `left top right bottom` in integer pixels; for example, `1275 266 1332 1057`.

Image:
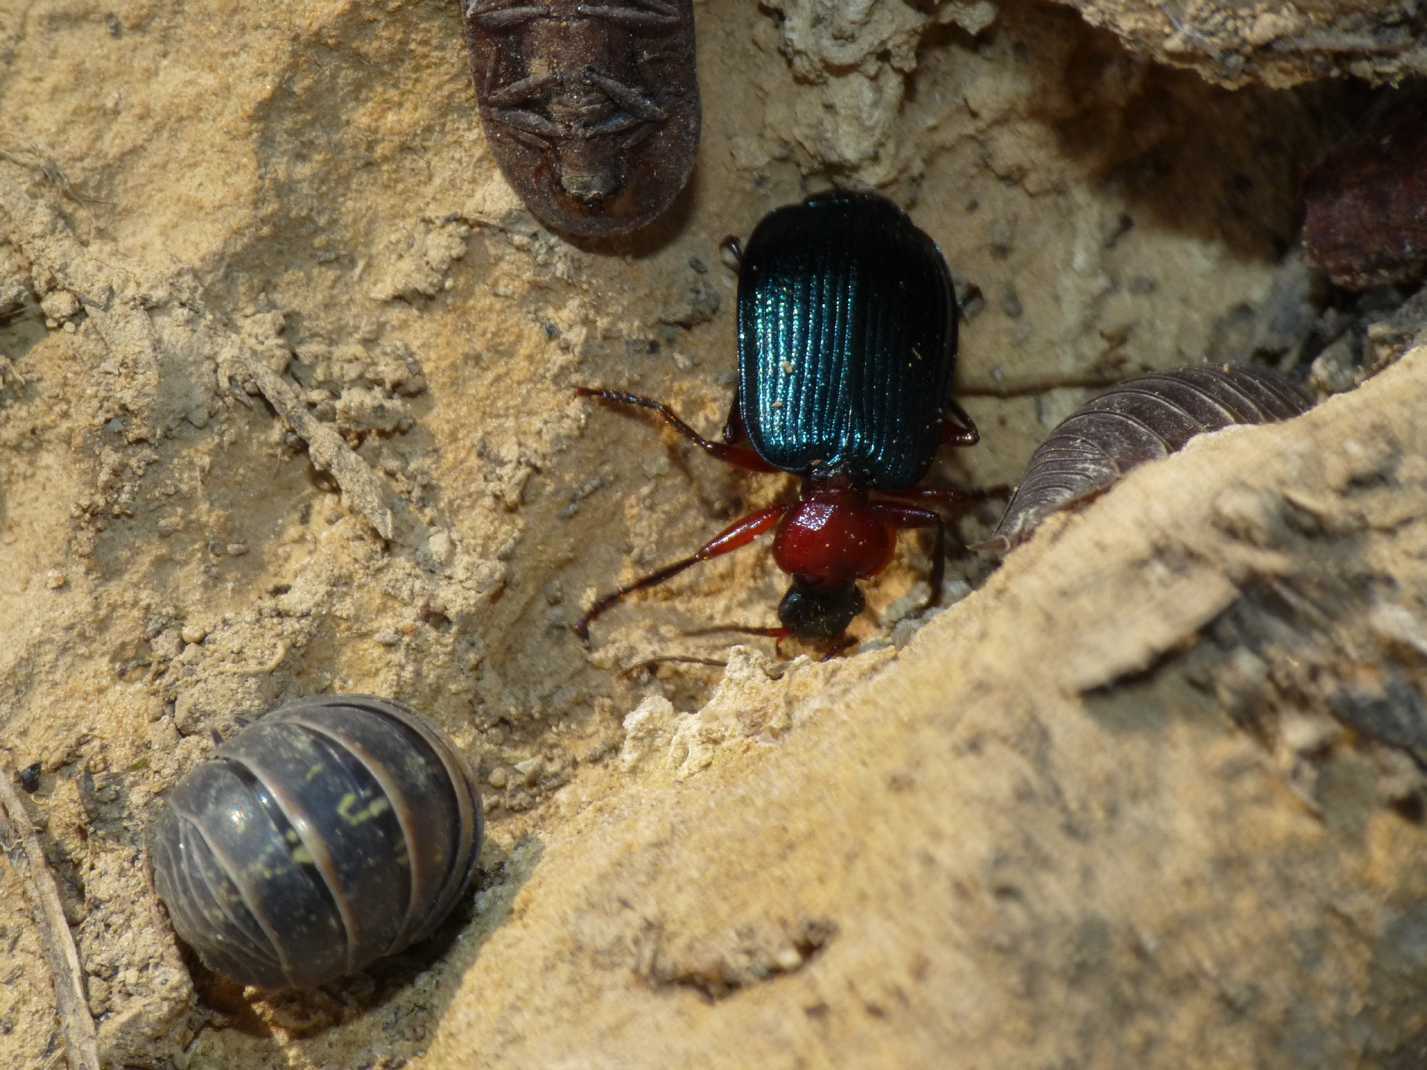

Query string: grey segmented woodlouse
459 0 700 239
147 696 483 990
987 366 1313 551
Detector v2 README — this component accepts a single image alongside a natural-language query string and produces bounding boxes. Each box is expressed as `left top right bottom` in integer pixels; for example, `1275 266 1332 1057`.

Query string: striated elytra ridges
737 191 959 489
989 366 1313 550
147 696 483 990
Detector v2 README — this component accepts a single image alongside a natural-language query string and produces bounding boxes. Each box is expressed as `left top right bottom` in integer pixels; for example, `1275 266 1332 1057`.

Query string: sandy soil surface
1 1 1425 1067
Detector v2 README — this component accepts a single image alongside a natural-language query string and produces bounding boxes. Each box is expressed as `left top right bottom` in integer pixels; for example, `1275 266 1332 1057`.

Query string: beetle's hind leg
575 387 775 471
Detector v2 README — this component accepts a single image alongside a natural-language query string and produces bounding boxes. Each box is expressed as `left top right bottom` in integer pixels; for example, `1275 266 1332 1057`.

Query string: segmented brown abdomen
990 367 1312 550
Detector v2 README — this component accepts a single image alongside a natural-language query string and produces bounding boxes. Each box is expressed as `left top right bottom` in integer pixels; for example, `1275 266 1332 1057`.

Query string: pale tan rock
1054 0 1427 87
413 351 1427 1069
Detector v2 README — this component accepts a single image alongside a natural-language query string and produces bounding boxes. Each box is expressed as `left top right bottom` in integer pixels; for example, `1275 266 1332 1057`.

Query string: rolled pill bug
987 366 1313 551
147 695 483 991
459 0 700 239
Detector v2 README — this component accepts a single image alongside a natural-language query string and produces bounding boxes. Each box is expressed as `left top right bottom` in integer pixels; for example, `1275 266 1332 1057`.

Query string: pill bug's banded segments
147 696 483 990
461 0 700 239
988 366 1313 551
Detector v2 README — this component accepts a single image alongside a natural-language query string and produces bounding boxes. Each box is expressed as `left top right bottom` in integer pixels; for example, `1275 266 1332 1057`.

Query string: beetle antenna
684 623 787 638
574 555 706 644
576 504 790 645
685 623 790 658
621 655 728 677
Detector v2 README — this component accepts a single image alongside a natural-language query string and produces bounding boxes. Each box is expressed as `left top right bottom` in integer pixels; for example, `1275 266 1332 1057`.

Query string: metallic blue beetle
577 191 995 651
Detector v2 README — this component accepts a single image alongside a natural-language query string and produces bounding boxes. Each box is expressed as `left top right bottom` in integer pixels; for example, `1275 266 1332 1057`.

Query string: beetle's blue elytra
736 192 959 488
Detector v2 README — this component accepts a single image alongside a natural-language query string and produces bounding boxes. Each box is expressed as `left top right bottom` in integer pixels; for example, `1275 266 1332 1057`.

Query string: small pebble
17 763 41 793
487 767 509 789
87 977 111 1013
40 289 81 322
774 946 804 971
180 624 208 645
45 570 66 590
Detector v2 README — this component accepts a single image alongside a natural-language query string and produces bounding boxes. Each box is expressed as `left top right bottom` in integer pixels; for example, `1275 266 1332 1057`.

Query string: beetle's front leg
871 503 947 614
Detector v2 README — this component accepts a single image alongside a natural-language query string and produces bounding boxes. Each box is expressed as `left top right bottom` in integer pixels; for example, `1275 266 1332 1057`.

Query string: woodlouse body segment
460 0 700 238
146 696 483 990
990 366 1313 551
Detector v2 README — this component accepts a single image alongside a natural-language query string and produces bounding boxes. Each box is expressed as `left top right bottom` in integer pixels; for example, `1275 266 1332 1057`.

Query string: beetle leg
489 105 565 139
941 399 980 447
721 389 751 446
575 504 790 643
467 2 551 29
587 111 645 138
618 122 658 152
870 503 947 613
875 483 1009 506
719 235 743 273
575 387 776 472
688 622 803 660
622 654 729 677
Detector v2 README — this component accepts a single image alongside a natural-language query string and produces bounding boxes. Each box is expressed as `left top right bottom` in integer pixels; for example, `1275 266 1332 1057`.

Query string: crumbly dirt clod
2 1 1426 1068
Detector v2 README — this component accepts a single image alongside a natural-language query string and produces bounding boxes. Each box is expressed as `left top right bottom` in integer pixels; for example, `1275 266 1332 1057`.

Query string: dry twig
227 350 396 541
0 770 101 1070
0 145 112 206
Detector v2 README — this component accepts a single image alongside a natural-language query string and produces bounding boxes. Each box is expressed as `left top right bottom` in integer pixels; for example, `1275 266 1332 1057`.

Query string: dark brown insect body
460 0 700 238
1304 107 1427 290
989 366 1312 550
147 696 483 990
